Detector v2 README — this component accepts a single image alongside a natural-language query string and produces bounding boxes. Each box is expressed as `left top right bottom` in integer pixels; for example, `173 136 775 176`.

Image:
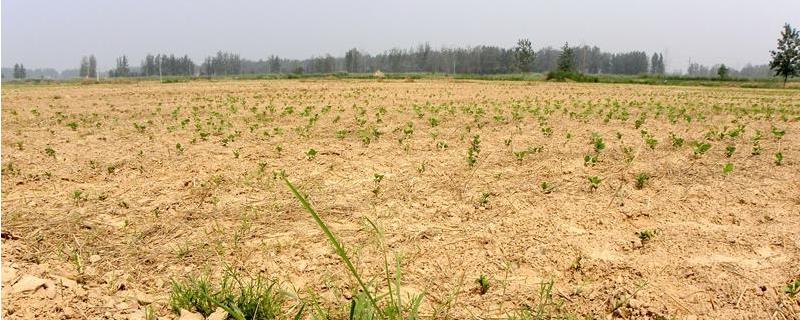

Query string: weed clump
170 272 291 320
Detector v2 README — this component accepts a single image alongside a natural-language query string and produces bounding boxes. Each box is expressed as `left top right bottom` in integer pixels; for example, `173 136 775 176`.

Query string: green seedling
634 172 649 190
588 176 602 190
751 144 762 155
589 132 605 153
72 189 84 204
622 146 635 164
725 145 736 158
475 274 490 295
670 133 685 148
726 125 744 138
45 146 56 158
693 142 711 157
784 277 800 297
372 173 384 196
636 229 657 243
634 115 645 129
466 135 480 167
479 192 490 207
723 163 734 174
771 126 785 140
257 162 267 174
643 133 658 150
583 154 598 167
306 148 317 160
540 181 555 194
540 126 552 137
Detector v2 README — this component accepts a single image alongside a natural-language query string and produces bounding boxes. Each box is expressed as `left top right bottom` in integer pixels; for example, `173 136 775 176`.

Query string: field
2 79 799 319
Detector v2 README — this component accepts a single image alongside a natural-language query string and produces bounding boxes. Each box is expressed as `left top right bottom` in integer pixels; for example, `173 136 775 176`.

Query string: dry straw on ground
1 79 799 319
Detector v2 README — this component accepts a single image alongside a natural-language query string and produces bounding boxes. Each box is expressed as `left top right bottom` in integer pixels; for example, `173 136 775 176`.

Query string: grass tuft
169 271 295 320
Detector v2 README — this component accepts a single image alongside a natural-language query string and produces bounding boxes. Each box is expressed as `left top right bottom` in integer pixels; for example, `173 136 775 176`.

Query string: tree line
141 54 196 76
97 44 662 77
3 24 798 82
95 29 794 81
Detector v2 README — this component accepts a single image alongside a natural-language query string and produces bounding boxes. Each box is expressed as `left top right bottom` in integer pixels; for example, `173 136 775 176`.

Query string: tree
513 38 535 73
345 48 361 73
79 56 89 78
717 64 729 79
112 55 130 77
687 62 705 76
13 63 26 79
415 43 432 72
557 42 575 73
88 55 97 78
202 51 241 76
268 55 281 73
769 23 800 87
650 53 666 74
650 53 658 74
141 54 157 76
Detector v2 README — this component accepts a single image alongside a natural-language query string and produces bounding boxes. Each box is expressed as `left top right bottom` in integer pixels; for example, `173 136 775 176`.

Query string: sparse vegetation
636 229 657 243
3 78 797 320
475 274 491 295
169 272 292 319
540 181 555 194
466 134 481 167
588 176 602 191
785 277 800 297
306 148 317 160
723 163 734 174
693 142 712 157
634 172 650 189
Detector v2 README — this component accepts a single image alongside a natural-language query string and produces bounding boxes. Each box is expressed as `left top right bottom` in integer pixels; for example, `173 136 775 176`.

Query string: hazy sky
3 0 799 72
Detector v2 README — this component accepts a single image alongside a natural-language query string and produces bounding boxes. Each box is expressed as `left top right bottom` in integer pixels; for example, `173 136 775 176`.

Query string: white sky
2 0 799 72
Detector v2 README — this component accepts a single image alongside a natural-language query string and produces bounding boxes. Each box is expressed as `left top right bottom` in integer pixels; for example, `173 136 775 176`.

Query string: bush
545 71 598 83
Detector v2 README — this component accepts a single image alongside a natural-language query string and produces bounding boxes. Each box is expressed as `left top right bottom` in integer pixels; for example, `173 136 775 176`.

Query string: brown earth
2 79 799 319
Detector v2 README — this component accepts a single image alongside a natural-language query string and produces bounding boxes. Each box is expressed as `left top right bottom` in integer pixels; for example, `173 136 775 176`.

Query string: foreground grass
170 271 297 320
168 177 580 319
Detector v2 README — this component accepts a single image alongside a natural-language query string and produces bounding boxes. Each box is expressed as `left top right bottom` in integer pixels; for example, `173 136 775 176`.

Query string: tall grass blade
283 177 384 318
366 218 401 315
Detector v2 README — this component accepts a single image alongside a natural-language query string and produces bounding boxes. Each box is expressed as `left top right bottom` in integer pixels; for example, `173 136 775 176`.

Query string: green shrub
545 71 598 83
